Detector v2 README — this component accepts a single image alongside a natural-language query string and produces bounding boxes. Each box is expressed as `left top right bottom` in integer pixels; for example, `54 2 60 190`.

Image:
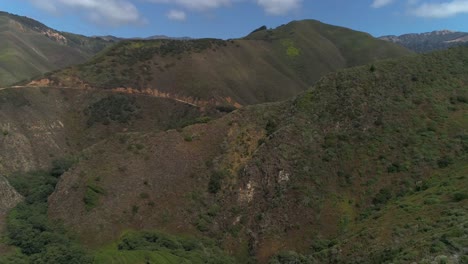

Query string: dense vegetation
94 231 235 264
0 159 91 264
85 94 141 126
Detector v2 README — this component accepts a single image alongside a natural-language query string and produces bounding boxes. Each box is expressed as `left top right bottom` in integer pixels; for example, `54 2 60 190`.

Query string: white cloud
167 9 187 21
148 0 234 11
371 0 395 8
27 0 142 26
411 0 468 18
256 0 302 15
148 0 302 15
26 0 304 26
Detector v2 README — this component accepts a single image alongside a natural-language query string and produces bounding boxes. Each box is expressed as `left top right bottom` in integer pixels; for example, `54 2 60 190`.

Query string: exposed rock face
0 176 22 215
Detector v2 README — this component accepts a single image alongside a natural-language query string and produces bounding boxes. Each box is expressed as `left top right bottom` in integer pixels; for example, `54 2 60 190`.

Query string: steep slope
380 30 468 53
0 87 210 177
0 11 113 86
46 46 468 263
33 20 412 106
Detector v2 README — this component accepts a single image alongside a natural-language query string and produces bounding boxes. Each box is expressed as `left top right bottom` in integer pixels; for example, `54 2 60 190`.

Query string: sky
1 0 468 39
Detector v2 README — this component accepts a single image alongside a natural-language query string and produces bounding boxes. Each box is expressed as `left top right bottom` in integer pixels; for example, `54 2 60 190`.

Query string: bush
269 251 317 264
5 164 91 263
85 95 140 127
266 120 277 136
83 183 106 211
208 170 229 194
114 231 234 263
50 157 75 177
216 105 237 113
373 188 392 205
437 157 453 168
453 192 468 202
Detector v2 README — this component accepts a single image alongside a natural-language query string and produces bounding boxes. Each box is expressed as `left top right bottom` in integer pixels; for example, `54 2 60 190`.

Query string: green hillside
37 20 412 106
0 46 460 263
0 11 112 86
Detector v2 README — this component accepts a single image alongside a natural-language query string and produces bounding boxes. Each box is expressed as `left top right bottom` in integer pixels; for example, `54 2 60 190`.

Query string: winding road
0 85 203 108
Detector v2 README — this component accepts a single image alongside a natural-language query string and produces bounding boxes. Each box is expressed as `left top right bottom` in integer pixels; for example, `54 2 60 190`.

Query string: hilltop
0 11 113 86
380 30 468 53
31 19 412 107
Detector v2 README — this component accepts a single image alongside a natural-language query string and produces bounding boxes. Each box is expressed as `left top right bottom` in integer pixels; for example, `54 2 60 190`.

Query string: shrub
373 188 392 205
5 164 91 263
83 183 106 211
437 157 453 168
266 120 277 136
85 95 140 127
269 251 316 264
208 170 229 194
216 105 237 113
50 157 75 177
453 192 468 202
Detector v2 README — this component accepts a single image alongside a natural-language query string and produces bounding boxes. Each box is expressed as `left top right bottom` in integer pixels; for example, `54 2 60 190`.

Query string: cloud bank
28 0 142 26
411 0 468 18
26 0 303 26
371 0 395 8
167 9 187 21
257 0 302 15
371 0 468 18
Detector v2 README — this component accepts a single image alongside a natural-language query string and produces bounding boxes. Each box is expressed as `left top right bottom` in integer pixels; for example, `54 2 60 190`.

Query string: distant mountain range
93 35 192 42
380 30 468 53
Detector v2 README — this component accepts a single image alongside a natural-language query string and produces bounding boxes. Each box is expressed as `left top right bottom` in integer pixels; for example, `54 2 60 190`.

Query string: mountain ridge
0 11 113 86
380 29 468 52
28 19 412 107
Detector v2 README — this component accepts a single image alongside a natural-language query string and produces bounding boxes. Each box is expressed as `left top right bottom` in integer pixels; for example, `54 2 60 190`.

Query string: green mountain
0 11 113 86
380 30 468 53
32 20 412 106
0 45 466 263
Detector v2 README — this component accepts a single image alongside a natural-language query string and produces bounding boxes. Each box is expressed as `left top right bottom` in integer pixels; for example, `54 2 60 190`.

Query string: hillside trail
0 85 201 108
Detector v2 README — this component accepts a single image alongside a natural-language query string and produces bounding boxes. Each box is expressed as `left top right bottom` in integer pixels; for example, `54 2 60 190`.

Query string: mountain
46 46 468 263
92 35 193 42
380 30 468 53
145 35 192 40
0 11 113 86
28 19 412 107
0 45 466 263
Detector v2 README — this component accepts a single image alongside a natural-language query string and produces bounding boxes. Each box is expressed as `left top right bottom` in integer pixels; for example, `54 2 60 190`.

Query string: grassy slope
0 12 111 86
42 20 411 106
45 47 467 263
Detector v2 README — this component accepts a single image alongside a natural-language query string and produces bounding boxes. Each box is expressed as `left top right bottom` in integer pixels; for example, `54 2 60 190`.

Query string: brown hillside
32 20 412 107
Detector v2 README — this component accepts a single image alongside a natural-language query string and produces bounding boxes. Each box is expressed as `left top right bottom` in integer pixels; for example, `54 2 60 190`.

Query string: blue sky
1 0 468 39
